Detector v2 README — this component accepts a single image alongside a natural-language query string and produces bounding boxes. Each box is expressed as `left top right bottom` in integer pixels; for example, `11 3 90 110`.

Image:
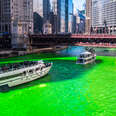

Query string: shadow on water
11 59 103 91
95 59 103 64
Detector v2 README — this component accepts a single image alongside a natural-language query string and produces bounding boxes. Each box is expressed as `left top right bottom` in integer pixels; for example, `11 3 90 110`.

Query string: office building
51 0 62 33
72 10 85 34
51 0 73 33
77 10 85 33
33 0 73 34
33 12 43 33
86 0 92 34
34 0 50 23
72 15 77 33
68 0 73 33
0 0 33 48
33 0 50 33
92 0 116 34
43 20 52 34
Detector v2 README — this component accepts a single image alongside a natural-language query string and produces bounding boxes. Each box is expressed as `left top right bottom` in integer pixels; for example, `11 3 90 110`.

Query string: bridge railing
71 34 116 38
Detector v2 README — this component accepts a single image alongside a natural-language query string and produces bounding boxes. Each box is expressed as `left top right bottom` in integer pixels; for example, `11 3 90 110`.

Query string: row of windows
92 0 116 27
0 66 44 81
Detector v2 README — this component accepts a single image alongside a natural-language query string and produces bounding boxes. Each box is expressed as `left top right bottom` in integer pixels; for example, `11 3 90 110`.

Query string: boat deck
0 61 38 74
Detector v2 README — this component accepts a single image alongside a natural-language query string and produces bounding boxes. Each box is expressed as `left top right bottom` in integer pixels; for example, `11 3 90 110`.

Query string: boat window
29 70 33 73
45 63 50 67
40 67 43 70
0 61 41 74
84 55 87 58
0 73 23 81
36 68 40 71
79 59 83 63
23 71 26 75
80 55 83 58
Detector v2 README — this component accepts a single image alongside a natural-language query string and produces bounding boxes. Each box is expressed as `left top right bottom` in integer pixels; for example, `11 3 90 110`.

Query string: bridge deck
29 34 116 48
30 34 116 39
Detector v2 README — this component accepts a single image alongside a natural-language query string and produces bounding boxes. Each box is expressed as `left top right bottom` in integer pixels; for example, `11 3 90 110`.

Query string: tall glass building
51 0 65 33
60 0 66 32
33 0 50 23
68 0 73 33
51 0 73 33
92 0 116 34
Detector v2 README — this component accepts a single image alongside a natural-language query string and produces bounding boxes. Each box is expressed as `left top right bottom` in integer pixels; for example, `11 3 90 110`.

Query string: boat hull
76 58 96 64
0 66 52 88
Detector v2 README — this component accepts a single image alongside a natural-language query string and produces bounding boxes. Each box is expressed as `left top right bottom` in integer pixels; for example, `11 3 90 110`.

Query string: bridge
29 34 116 48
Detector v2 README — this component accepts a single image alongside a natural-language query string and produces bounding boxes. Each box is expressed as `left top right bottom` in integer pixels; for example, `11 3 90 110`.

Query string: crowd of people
0 61 39 73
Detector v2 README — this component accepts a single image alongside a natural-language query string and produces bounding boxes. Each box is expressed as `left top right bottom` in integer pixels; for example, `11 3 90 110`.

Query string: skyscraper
33 0 73 34
85 0 92 34
60 0 66 32
0 0 33 48
51 0 61 33
33 0 50 33
34 0 50 24
51 0 73 33
92 0 116 34
68 0 73 33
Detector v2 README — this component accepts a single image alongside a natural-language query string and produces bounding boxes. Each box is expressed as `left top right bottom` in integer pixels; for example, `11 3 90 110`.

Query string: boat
0 60 52 92
76 48 96 64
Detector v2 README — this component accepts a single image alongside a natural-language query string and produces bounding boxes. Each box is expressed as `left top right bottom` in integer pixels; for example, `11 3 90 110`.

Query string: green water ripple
0 54 116 116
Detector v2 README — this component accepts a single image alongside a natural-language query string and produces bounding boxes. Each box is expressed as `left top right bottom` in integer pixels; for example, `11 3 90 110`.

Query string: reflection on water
60 46 116 56
60 46 86 56
0 46 116 116
12 59 102 91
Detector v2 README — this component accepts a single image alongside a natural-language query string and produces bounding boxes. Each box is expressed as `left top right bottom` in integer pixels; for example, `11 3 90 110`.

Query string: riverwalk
0 46 67 58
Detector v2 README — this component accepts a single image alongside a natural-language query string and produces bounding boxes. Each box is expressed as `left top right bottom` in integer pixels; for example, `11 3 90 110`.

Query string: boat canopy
80 52 92 55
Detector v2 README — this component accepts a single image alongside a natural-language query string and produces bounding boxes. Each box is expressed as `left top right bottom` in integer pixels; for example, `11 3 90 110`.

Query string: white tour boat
0 60 52 91
76 51 96 64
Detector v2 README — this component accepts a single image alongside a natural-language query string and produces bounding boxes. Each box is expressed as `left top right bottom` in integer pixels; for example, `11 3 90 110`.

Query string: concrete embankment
27 46 67 54
0 46 68 59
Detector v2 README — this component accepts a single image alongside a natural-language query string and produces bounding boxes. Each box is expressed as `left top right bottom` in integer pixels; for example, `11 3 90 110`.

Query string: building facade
0 0 33 48
72 15 77 33
77 10 85 33
85 0 92 34
72 10 85 34
51 0 73 33
34 0 50 23
33 12 43 33
60 0 66 32
43 20 52 34
0 0 11 34
33 0 73 34
33 0 50 33
68 0 73 33
51 0 61 33
92 0 116 34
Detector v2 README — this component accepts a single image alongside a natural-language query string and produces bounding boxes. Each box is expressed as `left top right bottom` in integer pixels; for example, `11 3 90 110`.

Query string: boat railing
0 63 39 74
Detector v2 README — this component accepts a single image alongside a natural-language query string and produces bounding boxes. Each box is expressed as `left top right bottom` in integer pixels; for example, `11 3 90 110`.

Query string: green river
0 46 116 116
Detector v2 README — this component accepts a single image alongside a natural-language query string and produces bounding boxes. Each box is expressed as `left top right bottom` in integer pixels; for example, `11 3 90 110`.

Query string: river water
0 46 116 116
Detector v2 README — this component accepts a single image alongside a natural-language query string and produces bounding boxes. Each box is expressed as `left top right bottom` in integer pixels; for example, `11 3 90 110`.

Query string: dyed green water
0 48 116 116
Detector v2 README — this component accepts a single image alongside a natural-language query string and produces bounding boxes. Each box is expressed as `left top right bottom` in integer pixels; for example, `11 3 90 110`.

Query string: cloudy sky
33 0 86 12
73 0 85 12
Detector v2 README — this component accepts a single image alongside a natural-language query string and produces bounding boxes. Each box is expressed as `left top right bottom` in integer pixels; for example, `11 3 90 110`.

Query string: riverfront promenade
0 46 67 58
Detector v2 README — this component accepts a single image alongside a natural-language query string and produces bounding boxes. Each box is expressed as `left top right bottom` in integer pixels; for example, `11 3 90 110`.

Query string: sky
33 0 86 12
73 0 85 12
